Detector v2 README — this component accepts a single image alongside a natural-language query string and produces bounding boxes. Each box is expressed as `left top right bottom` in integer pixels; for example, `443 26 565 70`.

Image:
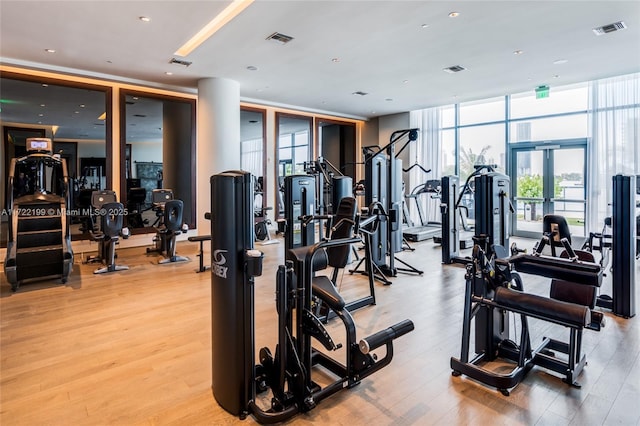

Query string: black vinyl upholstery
494 286 590 328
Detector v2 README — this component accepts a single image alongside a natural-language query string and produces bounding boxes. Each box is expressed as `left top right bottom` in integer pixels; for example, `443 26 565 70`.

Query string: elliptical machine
210 170 414 423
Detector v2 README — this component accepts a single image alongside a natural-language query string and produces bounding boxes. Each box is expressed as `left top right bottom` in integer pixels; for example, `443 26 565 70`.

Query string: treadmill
403 179 442 242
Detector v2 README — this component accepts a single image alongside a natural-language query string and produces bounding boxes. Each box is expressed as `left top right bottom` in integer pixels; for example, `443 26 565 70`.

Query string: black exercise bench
188 235 211 273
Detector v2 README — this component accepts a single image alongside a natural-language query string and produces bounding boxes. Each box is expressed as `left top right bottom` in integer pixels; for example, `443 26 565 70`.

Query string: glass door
511 141 587 239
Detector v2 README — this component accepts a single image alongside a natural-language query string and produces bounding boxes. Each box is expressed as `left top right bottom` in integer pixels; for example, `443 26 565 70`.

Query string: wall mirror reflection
275 113 312 217
317 119 356 182
1 74 110 247
240 108 267 222
120 91 196 233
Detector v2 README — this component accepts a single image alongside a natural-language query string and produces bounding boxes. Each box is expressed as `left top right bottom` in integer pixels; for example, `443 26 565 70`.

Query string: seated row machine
451 234 603 395
210 170 414 423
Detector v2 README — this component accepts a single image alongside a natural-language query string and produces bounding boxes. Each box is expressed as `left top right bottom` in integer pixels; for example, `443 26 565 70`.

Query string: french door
510 140 587 239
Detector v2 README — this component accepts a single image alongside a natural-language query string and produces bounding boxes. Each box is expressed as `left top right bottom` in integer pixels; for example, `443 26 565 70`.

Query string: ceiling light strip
175 0 254 57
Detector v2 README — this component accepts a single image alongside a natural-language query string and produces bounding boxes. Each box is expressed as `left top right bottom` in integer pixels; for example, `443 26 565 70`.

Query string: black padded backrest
77 188 94 208
164 199 183 231
102 202 124 238
91 190 117 209
543 214 572 246
326 196 357 268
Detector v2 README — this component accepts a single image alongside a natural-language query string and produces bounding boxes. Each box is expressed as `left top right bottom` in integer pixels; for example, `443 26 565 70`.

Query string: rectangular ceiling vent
266 32 294 44
352 91 369 96
169 57 192 67
593 21 627 35
443 65 466 73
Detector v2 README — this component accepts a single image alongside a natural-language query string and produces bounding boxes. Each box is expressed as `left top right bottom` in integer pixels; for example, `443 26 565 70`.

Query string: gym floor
1 235 638 425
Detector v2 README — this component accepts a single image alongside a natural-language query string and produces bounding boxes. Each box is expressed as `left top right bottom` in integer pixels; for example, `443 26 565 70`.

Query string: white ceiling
1 0 639 120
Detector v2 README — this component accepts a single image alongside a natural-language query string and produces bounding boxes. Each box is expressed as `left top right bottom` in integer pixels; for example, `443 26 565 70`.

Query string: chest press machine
210 170 414 423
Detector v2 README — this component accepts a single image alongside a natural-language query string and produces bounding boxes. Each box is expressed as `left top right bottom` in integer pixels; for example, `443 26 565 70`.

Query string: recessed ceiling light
45 49 56 53
79 104 85 108
553 59 568 65
74 111 80 114
448 12 460 18
331 58 340 63
38 113 44 117
513 50 523 55
132 97 139 100
139 16 151 22
42 84 48 87
403 80 409 84
246 65 258 71
385 98 393 102
553 74 560 78
106 60 113 64
165 71 173 75
421 24 429 28
40 104 46 107
352 91 368 96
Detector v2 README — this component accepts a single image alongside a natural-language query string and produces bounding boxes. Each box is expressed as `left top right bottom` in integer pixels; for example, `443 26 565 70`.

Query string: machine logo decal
212 249 229 279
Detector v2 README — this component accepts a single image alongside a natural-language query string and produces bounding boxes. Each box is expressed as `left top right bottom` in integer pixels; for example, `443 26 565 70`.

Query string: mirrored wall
120 90 196 232
275 113 312 217
0 73 111 246
240 108 266 219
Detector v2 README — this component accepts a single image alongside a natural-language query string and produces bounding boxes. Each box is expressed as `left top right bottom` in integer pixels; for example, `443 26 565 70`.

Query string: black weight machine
450 234 604 396
439 168 512 264
4 138 74 291
585 175 637 318
209 170 414 423
351 129 423 280
284 174 378 315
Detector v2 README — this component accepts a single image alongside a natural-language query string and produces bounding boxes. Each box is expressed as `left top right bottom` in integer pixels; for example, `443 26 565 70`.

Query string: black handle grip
358 319 414 354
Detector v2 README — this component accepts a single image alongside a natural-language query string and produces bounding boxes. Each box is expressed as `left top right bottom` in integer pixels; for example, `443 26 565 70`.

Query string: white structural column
197 77 241 233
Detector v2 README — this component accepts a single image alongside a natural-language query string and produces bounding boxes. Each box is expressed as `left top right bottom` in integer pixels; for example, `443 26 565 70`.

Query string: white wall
130 141 162 178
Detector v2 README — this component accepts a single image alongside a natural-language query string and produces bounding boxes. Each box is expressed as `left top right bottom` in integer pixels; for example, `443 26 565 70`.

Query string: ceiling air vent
443 65 466 73
169 57 192 67
593 21 627 35
352 91 369 96
266 32 294 44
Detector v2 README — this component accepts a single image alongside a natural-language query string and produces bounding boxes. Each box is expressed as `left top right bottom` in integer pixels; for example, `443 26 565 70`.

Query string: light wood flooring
1 236 639 425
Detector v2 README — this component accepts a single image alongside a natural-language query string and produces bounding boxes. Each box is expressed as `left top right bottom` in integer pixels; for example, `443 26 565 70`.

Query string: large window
510 83 588 118
458 123 506 182
459 96 505 125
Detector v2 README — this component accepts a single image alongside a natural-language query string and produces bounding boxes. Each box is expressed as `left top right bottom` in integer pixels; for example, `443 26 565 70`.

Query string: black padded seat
312 275 346 311
288 246 329 272
494 286 590 329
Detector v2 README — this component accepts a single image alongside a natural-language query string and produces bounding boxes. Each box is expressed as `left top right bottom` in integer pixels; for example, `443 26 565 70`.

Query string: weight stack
284 175 316 254
474 172 511 249
331 175 353 214
612 174 636 318
210 171 255 416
